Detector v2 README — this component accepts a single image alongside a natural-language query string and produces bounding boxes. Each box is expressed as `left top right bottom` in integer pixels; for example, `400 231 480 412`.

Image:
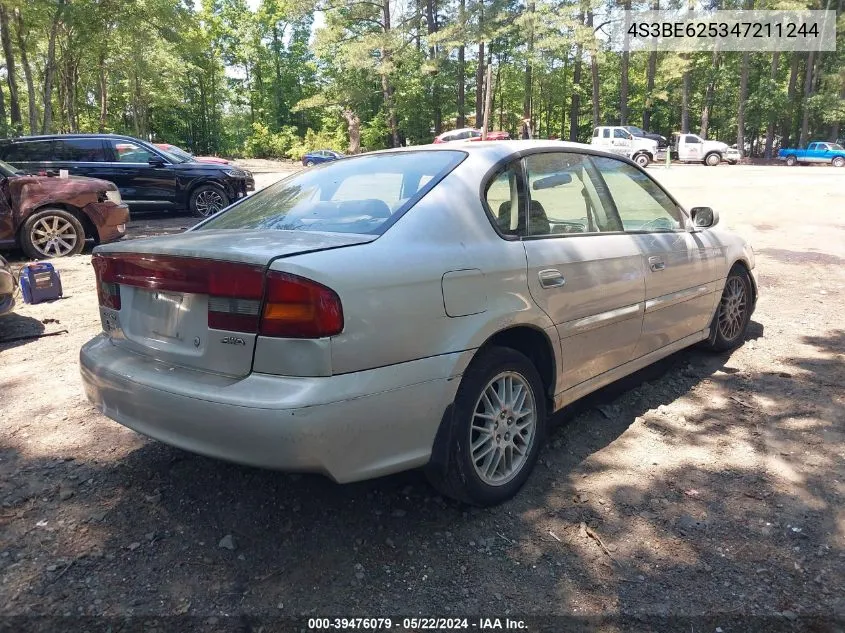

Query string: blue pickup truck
778 141 845 167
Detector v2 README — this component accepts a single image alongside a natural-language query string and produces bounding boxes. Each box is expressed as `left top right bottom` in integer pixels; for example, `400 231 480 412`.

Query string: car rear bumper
80 334 468 483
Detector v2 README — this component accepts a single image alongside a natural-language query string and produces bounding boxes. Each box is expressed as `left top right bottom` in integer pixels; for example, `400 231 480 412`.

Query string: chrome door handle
538 269 566 288
648 257 666 272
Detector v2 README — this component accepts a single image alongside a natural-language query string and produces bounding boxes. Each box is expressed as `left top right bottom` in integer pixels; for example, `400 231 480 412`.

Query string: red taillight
260 271 343 338
92 255 122 309
91 254 343 339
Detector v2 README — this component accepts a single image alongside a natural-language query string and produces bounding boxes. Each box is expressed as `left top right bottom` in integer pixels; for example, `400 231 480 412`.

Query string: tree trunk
523 1 534 131
799 50 815 147
475 41 485 127
781 52 799 148
699 51 720 137
763 51 779 158
343 109 361 154
381 0 400 147
736 51 750 156
457 0 466 128
41 0 65 134
569 13 584 142
586 10 599 128
13 9 37 134
642 0 659 130
99 52 108 131
426 0 441 133
0 68 6 137
681 58 690 133
0 5 21 134
272 24 285 128
619 0 631 125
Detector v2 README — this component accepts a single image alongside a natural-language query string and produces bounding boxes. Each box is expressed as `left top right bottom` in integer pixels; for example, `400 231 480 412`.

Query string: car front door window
111 141 155 163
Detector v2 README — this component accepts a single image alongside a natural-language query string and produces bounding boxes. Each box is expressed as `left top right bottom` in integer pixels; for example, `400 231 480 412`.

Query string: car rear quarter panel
265 159 557 377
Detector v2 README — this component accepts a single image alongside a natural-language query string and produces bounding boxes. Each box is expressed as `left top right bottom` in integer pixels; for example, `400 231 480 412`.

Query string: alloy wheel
195 189 225 217
717 276 748 341
30 215 79 257
469 371 537 486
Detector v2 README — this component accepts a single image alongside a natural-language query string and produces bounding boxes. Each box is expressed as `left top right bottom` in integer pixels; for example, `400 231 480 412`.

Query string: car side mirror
148 156 166 167
691 206 718 229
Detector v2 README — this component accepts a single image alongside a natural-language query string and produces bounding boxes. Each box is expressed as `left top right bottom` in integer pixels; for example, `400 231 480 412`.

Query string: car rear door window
523 152 622 236
2 140 54 162
53 138 108 162
589 155 683 232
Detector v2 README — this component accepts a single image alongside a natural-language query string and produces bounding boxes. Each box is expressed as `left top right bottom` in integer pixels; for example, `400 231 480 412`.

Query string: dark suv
0 134 254 218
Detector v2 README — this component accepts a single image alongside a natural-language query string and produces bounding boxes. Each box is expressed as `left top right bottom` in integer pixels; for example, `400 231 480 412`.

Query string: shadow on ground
1 324 843 631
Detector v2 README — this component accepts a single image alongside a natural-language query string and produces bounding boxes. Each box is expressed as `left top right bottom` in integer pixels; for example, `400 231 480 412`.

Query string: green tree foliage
0 0 841 158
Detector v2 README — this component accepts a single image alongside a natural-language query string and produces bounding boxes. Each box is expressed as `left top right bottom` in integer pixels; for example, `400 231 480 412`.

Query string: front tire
189 184 229 218
832 156 845 168
21 209 85 259
305 160 315 167
785 155 797 166
634 153 651 168
705 152 721 166
426 347 546 506
705 268 753 352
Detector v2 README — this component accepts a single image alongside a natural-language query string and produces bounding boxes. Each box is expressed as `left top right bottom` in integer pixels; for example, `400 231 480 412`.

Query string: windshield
830 144 844 151
158 145 193 164
0 159 20 176
625 126 645 135
198 150 465 235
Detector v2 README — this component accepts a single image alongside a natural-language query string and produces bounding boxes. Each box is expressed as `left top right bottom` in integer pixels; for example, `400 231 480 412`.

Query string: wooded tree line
0 0 842 159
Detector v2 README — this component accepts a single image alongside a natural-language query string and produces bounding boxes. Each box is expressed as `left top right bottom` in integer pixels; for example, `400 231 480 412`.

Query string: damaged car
0 159 129 259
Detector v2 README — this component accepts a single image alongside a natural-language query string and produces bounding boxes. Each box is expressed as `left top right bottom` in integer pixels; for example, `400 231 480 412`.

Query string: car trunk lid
93 230 374 377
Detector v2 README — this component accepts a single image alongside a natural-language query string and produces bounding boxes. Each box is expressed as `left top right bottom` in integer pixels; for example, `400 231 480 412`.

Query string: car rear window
198 150 465 235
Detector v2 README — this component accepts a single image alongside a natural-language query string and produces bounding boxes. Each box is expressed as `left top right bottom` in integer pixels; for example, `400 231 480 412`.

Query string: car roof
369 139 616 161
0 133 152 143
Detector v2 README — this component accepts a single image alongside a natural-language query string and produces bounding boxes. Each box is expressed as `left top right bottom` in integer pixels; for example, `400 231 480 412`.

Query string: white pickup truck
672 133 740 166
590 126 657 167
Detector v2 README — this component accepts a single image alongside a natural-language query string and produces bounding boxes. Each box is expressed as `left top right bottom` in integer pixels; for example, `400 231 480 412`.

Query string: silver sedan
80 141 757 506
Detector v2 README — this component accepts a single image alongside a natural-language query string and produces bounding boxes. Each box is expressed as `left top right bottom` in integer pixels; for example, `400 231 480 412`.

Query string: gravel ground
1 163 844 632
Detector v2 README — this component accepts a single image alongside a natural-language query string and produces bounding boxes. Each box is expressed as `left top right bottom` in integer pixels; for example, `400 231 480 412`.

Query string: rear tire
704 268 753 352
189 184 229 218
21 209 86 259
785 155 797 166
705 152 721 166
832 157 845 168
426 346 546 506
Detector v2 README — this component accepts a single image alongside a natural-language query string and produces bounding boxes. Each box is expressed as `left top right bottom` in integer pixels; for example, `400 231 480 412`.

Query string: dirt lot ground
1 162 844 631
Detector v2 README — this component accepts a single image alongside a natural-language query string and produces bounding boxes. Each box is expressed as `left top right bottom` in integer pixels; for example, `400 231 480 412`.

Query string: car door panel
525 237 645 390
589 154 724 357
515 152 646 393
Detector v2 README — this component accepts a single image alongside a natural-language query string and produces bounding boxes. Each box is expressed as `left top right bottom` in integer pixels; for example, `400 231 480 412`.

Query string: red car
432 128 510 144
155 143 232 165
0 159 128 259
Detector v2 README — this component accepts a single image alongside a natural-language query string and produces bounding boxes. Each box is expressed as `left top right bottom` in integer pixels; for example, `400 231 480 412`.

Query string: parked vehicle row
778 141 845 167
80 140 757 506
0 134 254 221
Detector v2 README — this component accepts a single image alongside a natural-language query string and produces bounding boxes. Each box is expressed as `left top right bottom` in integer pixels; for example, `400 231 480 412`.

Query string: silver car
80 141 757 506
